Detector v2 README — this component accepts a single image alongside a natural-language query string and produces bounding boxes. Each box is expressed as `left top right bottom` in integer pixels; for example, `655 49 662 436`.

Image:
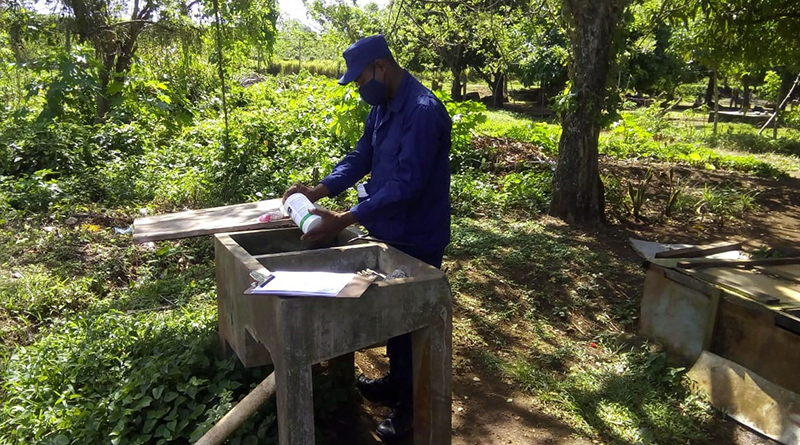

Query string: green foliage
266 59 344 79
451 168 552 217
675 82 706 101
627 168 653 218
695 184 758 225
1 306 276 445
1 74 370 211
664 168 684 217
31 45 100 123
0 169 63 212
712 126 800 157
478 111 561 156
435 92 487 171
761 71 782 104
601 112 783 177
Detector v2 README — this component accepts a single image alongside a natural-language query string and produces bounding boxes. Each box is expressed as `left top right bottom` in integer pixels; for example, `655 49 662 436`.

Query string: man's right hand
282 183 329 203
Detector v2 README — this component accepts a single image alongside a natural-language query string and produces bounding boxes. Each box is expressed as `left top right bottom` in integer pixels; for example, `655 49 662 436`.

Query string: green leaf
134 395 153 410
143 418 157 434
152 386 165 399
52 434 70 445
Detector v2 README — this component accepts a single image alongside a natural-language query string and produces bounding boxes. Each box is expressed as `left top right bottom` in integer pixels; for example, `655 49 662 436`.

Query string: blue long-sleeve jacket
321 72 452 260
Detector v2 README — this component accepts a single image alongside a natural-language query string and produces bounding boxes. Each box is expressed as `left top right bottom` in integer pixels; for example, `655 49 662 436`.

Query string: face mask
359 65 388 106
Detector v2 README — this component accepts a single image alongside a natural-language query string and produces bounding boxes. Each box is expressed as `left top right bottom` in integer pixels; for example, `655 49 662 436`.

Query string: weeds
664 168 684 217
695 185 759 226
447 218 714 444
627 168 653 219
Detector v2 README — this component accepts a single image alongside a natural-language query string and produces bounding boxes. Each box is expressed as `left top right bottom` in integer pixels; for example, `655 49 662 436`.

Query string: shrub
434 91 487 172
1 306 276 445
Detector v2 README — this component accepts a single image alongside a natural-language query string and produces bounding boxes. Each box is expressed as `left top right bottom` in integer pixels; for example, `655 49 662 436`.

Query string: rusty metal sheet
688 351 800 445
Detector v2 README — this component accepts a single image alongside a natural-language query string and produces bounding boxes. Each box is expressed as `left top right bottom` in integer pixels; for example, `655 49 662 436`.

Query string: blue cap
338 34 391 85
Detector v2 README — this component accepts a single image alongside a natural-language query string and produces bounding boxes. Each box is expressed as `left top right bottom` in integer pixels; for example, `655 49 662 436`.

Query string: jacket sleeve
320 110 376 197
350 103 447 226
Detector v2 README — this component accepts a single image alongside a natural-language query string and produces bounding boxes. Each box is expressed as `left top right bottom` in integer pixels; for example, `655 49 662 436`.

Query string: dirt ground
322 154 799 445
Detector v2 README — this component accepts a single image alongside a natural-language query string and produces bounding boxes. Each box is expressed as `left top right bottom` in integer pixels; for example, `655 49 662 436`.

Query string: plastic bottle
284 193 322 234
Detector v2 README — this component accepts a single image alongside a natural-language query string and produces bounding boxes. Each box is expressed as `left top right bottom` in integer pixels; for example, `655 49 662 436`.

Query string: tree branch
97 20 175 32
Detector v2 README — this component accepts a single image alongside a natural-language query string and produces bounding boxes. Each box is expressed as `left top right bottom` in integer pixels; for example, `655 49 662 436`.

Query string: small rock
43 226 55 232
506 398 513 403
389 269 408 279
472 376 481 382
464 395 469 400
65 217 78 226
457 406 463 412
139 208 148 216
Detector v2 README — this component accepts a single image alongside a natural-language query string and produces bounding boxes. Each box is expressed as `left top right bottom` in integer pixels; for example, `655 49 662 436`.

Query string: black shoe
356 374 399 405
375 403 413 443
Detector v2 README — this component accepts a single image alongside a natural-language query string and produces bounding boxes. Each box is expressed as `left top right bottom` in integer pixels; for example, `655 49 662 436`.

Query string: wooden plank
756 265 800 285
133 199 292 244
677 257 800 270
654 241 743 259
691 269 786 305
775 310 800 336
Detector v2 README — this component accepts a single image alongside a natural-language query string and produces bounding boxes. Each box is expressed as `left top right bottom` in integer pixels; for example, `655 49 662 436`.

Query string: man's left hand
300 208 357 242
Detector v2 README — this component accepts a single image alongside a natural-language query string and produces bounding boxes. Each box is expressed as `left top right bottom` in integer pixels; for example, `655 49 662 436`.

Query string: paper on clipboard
244 271 376 298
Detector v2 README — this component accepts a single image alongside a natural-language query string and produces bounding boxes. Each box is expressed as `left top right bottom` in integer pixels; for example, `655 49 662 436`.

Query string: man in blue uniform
282 34 451 442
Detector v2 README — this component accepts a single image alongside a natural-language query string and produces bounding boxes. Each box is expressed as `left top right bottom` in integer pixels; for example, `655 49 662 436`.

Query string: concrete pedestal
214 227 452 445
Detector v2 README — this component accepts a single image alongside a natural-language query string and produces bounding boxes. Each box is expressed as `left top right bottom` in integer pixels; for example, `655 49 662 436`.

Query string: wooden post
712 69 719 137
195 372 277 445
759 71 800 136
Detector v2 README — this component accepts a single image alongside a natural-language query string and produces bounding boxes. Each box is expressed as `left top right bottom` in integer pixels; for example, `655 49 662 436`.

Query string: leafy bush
712 126 800 157
1 306 276 445
478 111 560 156
1 73 373 211
434 91 487 172
0 169 64 212
266 60 344 79
601 114 782 177
451 168 552 217
674 82 706 102
0 119 94 177
694 184 759 225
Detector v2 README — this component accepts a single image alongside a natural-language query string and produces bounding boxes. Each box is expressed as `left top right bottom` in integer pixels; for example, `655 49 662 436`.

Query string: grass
1 88 796 444
477 110 560 155
0 210 282 445
445 217 716 444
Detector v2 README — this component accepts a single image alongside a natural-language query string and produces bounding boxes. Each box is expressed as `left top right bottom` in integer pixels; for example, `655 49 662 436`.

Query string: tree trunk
704 73 715 107
713 69 719 136
741 77 751 114
450 66 463 101
549 0 626 224
490 71 504 108
448 44 464 101
64 0 154 120
774 71 796 139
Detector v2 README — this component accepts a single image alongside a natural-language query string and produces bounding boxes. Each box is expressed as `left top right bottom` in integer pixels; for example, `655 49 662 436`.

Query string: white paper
249 271 357 297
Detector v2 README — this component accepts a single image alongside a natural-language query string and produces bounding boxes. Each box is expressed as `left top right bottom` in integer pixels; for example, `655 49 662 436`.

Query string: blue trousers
386 250 444 401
